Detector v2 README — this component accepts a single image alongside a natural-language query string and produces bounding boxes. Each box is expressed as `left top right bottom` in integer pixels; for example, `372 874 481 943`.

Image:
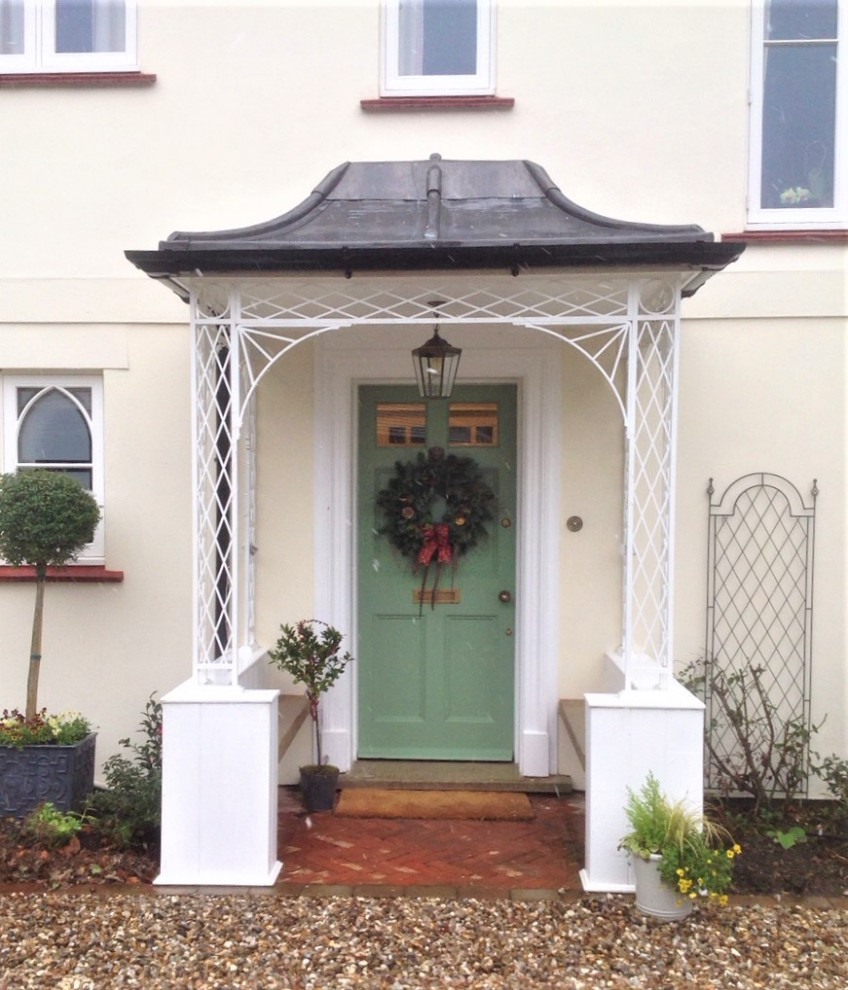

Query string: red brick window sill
361 95 514 112
0 565 124 582
723 230 848 243
0 72 156 88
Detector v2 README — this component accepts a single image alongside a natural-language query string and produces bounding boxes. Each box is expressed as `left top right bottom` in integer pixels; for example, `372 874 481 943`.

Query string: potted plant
0 470 101 816
268 619 353 811
619 773 740 921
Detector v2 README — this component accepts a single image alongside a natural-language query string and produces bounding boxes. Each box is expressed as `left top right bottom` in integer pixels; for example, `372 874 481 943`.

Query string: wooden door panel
357 384 516 761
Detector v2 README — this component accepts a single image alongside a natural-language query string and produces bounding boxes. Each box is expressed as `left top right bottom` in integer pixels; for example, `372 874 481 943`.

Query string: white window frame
0 0 137 74
381 0 495 97
2 375 105 562
748 0 846 229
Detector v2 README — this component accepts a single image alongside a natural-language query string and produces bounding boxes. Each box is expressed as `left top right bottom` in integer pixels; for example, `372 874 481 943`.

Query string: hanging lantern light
412 303 461 399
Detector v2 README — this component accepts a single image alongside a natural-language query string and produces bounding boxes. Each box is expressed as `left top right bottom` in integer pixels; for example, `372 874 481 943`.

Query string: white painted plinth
579 681 705 892
156 680 281 887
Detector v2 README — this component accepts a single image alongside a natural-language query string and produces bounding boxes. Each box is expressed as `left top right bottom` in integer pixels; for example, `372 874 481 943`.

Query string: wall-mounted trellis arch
704 472 817 795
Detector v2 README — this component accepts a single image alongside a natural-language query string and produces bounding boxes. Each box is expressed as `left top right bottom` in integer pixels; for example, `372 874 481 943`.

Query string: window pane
398 0 477 77
18 389 92 464
449 402 498 446
0 0 25 54
16 387 39 417
56 0 126 54
766 0 837 42
377 403 427 446
761 42 837 207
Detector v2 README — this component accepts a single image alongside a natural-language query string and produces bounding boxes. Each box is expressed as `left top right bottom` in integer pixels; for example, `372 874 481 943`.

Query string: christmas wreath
376 447 497 605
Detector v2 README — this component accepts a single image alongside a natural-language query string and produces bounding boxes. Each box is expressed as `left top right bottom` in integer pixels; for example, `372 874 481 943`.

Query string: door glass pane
0 0 25 54
398 0 477 77
761 42 837 208
18 389 92 464
449 402 498 446
56 0 126 53
377 403 427 446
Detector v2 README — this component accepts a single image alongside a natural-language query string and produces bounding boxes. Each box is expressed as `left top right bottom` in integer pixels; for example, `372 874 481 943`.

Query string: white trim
315 327 560 777
0 0 138 74
381 0 495 97
1 372 105 561
747 0 846 229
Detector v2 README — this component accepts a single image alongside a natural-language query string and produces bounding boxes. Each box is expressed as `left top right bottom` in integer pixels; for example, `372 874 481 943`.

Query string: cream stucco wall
255 341 316 684
1 0 845 779
0 324 192 766
558 346 624 699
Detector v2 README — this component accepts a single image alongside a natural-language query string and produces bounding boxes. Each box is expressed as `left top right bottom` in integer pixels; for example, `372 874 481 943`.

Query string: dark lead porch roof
125 154 744 294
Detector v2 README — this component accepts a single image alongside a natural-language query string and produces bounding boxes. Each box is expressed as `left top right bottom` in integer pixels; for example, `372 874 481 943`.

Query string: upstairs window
748 0 845 228
2 376 104 560
381 0 494 96
0 0 137 73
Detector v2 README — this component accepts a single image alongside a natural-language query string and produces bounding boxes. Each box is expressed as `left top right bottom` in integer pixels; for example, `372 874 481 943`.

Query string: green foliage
0 709 90 748
0 470 100 571
815 754 848 817
620 773 739 904
620 772 686 859
680 657 821 814
766 825 807 849
267 620 353 767
21 802 84 848
375 448 497 565
0 469 101 719
87 695 162 850
658 830 740 904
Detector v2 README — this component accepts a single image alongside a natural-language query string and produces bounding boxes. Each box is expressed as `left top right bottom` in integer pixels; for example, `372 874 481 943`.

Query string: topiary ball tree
0 470 101 720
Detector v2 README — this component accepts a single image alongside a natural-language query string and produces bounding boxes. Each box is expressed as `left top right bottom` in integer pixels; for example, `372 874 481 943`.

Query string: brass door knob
498 590 512 603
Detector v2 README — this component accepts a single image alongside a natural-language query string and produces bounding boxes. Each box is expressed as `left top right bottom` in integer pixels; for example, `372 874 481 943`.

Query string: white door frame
314 325 562 777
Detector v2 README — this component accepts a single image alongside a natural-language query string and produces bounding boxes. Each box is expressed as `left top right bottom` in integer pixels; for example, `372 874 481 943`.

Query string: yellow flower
726 849 735 859
733 844 742 855
676 868 685 877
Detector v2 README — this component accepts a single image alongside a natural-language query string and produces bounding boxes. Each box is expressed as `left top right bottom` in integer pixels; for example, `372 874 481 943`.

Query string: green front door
357 384 517 760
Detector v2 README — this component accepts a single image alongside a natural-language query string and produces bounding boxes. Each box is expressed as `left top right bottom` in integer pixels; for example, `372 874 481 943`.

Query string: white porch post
582 278 704 892
157 289 280 887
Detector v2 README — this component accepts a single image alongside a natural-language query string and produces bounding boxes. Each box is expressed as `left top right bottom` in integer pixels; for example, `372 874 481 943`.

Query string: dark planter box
299 766 339 812
0 733 96 817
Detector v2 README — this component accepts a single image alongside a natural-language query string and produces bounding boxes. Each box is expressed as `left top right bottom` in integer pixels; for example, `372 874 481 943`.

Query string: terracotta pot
631 853 694 922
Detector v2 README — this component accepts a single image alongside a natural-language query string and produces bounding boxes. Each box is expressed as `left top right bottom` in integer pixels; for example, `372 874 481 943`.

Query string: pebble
1 893 847 988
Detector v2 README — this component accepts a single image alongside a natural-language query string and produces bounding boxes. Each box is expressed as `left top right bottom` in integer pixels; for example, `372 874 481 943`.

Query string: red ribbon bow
418 523 452 566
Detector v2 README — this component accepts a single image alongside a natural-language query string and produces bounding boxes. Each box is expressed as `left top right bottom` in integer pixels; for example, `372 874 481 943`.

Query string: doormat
335 788 534 821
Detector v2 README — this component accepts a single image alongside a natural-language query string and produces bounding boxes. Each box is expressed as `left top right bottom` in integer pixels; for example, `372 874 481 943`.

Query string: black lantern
412 304 461 398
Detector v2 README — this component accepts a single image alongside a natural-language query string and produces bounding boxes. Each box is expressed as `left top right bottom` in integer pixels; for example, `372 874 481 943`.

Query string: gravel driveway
1 891 847 988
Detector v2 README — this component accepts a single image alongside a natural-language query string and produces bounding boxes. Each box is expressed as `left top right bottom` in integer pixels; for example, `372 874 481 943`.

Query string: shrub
681 657 820 814
815 754 848 826
0 470 100 719
21 802 83 848
87 695 162 850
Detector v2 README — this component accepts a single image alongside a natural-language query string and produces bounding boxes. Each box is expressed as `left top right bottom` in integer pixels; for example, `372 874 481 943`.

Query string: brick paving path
276 792 584 892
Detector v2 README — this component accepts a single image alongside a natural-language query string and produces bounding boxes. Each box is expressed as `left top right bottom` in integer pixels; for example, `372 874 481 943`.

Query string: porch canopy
128 152 738 286
127 153 742 697
127 155 743 889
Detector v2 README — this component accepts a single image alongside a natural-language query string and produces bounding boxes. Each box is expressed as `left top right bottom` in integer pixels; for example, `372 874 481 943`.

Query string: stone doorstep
340 760 573 794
